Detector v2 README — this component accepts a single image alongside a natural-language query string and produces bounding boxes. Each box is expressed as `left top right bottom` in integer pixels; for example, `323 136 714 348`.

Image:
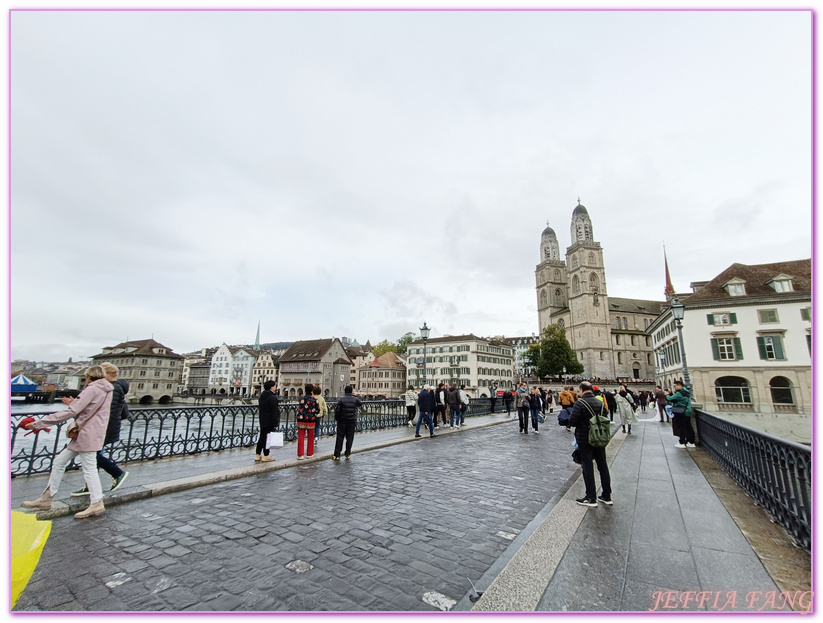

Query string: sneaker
430 433 437 438
685 442 696 448
576 497 597 508
297 455 305 460
332 456 340 461
254 454 261 462
110 471 129 492
566 427 572 432
415 434 422 438
597 496 614 506
450 425 454 429
344 455 350 460
533 430 539 434
261 456 275 462
675 443 686 448
408 422 413 427
70 484 90 497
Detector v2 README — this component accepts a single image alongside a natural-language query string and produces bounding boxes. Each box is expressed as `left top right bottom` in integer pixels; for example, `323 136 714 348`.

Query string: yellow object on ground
10 510 52 608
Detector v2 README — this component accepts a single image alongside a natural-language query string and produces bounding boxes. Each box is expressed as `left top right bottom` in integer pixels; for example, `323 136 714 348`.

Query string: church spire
664 246 676 300
254 320 260 350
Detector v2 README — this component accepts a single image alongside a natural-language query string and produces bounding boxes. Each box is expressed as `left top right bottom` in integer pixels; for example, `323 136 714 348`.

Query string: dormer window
768 274 794 293
723 278 747 297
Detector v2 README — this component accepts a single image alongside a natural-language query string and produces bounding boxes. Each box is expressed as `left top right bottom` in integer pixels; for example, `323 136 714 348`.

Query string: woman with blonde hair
22 365 114 518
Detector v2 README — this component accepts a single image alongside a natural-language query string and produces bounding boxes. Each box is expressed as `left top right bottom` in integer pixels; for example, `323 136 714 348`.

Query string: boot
22 488 53 510
74 500 105 519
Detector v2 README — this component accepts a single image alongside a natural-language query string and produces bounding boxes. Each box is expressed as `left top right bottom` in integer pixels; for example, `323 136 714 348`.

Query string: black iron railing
694 410 811 552
11 398 500 477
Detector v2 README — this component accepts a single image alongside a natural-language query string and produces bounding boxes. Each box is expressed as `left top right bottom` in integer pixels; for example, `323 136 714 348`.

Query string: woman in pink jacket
22 365 114 519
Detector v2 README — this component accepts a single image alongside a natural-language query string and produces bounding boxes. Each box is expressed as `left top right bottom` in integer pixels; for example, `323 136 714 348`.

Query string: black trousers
334 419 357 457
518 406 530 432
674 414 695 444
406 405 416 421
578 443 611 500
255 426 275 456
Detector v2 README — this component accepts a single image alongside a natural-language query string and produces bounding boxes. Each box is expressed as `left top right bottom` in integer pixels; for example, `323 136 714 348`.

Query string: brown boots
21 489 53 510
74 501 105 519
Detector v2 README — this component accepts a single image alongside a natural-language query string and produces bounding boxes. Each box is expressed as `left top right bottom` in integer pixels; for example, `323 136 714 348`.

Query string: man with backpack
568 381 613 508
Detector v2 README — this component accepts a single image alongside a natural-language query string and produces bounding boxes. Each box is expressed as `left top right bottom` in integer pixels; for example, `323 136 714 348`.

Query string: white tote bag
266 431 284 449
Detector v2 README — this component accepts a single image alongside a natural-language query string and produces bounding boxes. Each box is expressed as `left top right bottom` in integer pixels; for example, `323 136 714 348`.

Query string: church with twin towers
535 200 664 381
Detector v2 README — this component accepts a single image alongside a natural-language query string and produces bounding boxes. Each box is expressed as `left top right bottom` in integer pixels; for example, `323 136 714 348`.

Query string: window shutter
711 339 720 361
757 337 768 360
707 314 715 325
730 313 738 324
733 337 743 360
773 337 785 360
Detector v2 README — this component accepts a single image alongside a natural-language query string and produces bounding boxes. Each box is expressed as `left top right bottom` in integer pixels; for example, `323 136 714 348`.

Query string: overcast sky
10 9 812 362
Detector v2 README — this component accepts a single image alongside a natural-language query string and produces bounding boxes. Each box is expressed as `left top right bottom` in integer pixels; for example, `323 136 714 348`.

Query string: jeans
97 448 124 479
334 419 357 457
450 404 462 426
530 407 541 430
416 411 434 436
578 443 611 500
48 447 104 504
460 404 467 424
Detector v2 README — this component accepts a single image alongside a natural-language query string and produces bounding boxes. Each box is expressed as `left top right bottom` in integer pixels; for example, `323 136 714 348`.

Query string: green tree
372 339 398 356
524 325 584 379
395 332 415 355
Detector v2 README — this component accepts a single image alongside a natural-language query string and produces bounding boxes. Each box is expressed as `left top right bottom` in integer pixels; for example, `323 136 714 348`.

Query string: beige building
406 334 515 397
345 343 374 390
536 201 664 380
358 352 407 397
91 338 183 404
251 350 279 395
277 338 353 398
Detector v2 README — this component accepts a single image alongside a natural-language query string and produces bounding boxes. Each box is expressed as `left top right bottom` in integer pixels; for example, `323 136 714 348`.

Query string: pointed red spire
664 247 676 300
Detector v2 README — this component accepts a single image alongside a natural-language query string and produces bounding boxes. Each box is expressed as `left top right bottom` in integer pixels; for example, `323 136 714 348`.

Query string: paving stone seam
470 430 626 611
29 416 513 520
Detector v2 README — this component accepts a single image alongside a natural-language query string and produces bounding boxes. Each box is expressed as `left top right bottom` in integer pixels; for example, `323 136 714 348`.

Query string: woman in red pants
296 383 319 459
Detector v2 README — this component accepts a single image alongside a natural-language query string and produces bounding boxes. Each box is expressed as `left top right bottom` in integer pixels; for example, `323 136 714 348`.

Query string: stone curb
28 415 513 520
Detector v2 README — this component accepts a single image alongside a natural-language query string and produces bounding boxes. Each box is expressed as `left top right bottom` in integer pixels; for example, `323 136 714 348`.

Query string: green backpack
580 398 611 448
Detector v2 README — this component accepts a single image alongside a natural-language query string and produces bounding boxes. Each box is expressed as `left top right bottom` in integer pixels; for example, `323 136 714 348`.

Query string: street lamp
420 322 430 387
669 297 693 392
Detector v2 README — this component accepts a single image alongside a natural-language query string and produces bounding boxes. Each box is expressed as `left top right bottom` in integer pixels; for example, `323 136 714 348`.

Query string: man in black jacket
333 385 362 460
255 380 281 462
568 381 612 508
415 385 437 439
71 362 130 496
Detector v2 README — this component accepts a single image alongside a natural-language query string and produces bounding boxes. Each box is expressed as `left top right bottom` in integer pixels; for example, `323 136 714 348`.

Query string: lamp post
669 297 693 392
420 322 430 387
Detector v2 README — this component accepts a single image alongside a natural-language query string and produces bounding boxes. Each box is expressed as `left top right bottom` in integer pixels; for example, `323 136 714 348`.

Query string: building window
553 269 561 281
771 279 793 293
554 289 563 306
769 376 794 405
558 319 565 329
725 282 746 296
615 318 621 329
615 334 621 345
623 317 628 330
572 255 579 269
540 289 548 307
589 273 599 292
572 275 580 295
630 335 636 346
715 376 752 404
757 336 785 360
711 337 743 361
801 307 811 321
617 353 623 364
758 309 779 324
707 313 737 325
588 252 595 266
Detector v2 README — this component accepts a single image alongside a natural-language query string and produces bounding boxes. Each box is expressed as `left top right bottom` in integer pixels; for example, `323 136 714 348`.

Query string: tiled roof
368 352 406 368
92 338 183 359
278 339 336 363
332 357 352 366
607 297 666 315
683 259 810 303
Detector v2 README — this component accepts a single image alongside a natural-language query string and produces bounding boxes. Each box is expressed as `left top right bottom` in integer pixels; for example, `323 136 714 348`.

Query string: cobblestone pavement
15 420 580 612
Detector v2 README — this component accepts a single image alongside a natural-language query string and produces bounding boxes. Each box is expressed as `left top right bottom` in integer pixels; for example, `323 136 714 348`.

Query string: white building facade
650 260 811 415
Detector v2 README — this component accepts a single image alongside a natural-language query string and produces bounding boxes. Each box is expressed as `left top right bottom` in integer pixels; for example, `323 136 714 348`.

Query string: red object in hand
16 416 50 436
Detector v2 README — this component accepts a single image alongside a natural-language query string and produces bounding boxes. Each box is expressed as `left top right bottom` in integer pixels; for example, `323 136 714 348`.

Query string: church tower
536 223 568 333
565 201 613 378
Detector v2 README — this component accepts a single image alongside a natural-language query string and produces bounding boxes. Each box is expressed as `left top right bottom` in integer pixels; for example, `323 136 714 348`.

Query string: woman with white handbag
255 380 281 462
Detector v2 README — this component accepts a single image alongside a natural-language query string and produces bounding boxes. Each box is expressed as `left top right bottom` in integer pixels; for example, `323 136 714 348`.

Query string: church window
558 319 565 328
554 289 562 306
623 317 629 329
615 334 621 345
631 335 636 346
600 351 604 360
589 273 599 292
647 354 653 364
540 289 548 307
544 248 550 259
615 318 621 329
572 255 579 269
577 224 584 240
588 252 595 266
618 353 623 364
572 275 580 294
584 224 591 239
553 269 561 281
